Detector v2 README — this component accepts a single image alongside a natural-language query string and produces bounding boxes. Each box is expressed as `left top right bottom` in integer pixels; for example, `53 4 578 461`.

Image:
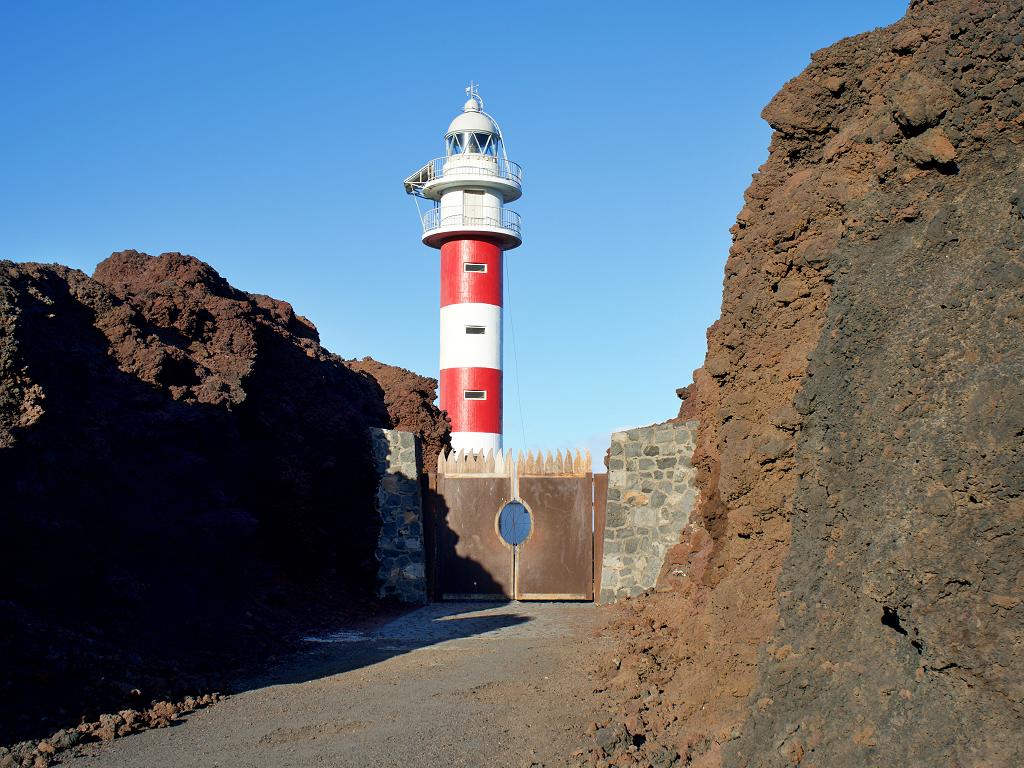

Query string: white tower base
451 431 502 455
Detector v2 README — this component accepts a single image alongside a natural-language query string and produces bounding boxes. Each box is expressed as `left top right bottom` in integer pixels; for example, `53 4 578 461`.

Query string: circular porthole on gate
497 500 533 546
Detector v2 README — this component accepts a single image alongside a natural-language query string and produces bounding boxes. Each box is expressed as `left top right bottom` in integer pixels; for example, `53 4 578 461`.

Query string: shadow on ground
240 602 534 690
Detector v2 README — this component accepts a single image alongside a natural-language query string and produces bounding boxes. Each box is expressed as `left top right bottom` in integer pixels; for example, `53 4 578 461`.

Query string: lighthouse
404 85 522 454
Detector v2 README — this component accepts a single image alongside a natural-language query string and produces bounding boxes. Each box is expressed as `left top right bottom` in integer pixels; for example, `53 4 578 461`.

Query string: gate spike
484 448 494 473
555 449 563 474
575 448 584 474
585 449 592 473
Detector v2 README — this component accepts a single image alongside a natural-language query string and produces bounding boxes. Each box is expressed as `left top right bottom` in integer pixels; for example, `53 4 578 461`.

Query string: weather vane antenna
466 80 482 108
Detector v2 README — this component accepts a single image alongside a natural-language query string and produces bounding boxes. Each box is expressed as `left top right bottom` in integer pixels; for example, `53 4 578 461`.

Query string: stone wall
599 420 699 603
370 428 427 603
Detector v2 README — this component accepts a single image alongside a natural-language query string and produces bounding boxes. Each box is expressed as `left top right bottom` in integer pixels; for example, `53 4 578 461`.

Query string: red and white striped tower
404 85 522 454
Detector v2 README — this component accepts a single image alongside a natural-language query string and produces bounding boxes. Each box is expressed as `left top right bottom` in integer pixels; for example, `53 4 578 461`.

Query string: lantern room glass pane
475 133 495 156
462 132 480 153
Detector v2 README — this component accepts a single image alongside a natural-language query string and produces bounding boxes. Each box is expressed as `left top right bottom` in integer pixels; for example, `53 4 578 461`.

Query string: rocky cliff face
0 251 448 744
588 2 1024 765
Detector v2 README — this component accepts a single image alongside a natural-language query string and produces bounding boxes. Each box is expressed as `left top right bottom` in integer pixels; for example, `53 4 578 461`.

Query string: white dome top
446 98 499 136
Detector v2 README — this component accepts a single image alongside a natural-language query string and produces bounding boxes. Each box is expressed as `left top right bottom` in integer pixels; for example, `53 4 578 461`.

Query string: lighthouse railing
421 207 521 237
404 157 522 196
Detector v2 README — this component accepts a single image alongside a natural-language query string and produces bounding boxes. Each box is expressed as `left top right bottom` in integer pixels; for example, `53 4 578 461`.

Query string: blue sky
0 1 906 455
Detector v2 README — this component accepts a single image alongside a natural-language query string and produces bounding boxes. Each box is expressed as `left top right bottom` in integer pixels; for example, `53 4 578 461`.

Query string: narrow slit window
465 325 486 334
464 390 487 400
464 262 487 273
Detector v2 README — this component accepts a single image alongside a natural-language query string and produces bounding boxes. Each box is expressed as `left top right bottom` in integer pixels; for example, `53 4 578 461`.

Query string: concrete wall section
370 428 428 603
599 420 699 603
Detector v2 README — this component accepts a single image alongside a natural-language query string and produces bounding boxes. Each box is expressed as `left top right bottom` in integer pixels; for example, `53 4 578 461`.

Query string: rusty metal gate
425 449 603 601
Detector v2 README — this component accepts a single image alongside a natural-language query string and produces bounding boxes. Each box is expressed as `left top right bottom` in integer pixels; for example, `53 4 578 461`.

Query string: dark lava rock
587 1 1024 766
0 250 448 745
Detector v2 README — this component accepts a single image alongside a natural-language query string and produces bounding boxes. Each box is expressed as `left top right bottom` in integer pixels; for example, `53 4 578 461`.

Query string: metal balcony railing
405 157 522 196
422 207 522 238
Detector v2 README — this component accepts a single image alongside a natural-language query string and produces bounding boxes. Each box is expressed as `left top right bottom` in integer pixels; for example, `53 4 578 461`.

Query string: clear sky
0 1 906 456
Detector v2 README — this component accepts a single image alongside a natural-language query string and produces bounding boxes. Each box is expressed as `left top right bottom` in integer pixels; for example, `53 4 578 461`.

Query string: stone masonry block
371 428 427 604
633 508 657 527
599 419 699 603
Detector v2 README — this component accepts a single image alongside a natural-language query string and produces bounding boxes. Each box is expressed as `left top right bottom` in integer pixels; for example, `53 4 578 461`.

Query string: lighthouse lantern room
404 85 522 455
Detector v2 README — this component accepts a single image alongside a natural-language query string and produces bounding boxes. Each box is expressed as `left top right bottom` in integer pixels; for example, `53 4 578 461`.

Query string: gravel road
60 602 610 768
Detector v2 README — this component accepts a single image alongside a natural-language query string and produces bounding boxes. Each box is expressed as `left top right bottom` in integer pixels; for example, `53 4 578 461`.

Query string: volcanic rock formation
0 250 448 746
346 356 450 463
587 1 1024 766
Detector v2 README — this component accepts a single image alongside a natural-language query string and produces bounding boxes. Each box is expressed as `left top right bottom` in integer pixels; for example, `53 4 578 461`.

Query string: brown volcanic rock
587 2 1024 767
0 251 447 745
346 356 450 466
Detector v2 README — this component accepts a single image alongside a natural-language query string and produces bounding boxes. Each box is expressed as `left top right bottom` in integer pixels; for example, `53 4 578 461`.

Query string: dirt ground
58 602 611 768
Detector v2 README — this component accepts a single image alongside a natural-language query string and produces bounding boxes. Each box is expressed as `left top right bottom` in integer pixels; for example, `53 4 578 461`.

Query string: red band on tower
440 367 502 435
440 239 503 307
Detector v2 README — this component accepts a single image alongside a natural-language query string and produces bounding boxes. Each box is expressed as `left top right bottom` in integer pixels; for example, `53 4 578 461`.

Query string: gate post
370 428 428 603
598 421 699 602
